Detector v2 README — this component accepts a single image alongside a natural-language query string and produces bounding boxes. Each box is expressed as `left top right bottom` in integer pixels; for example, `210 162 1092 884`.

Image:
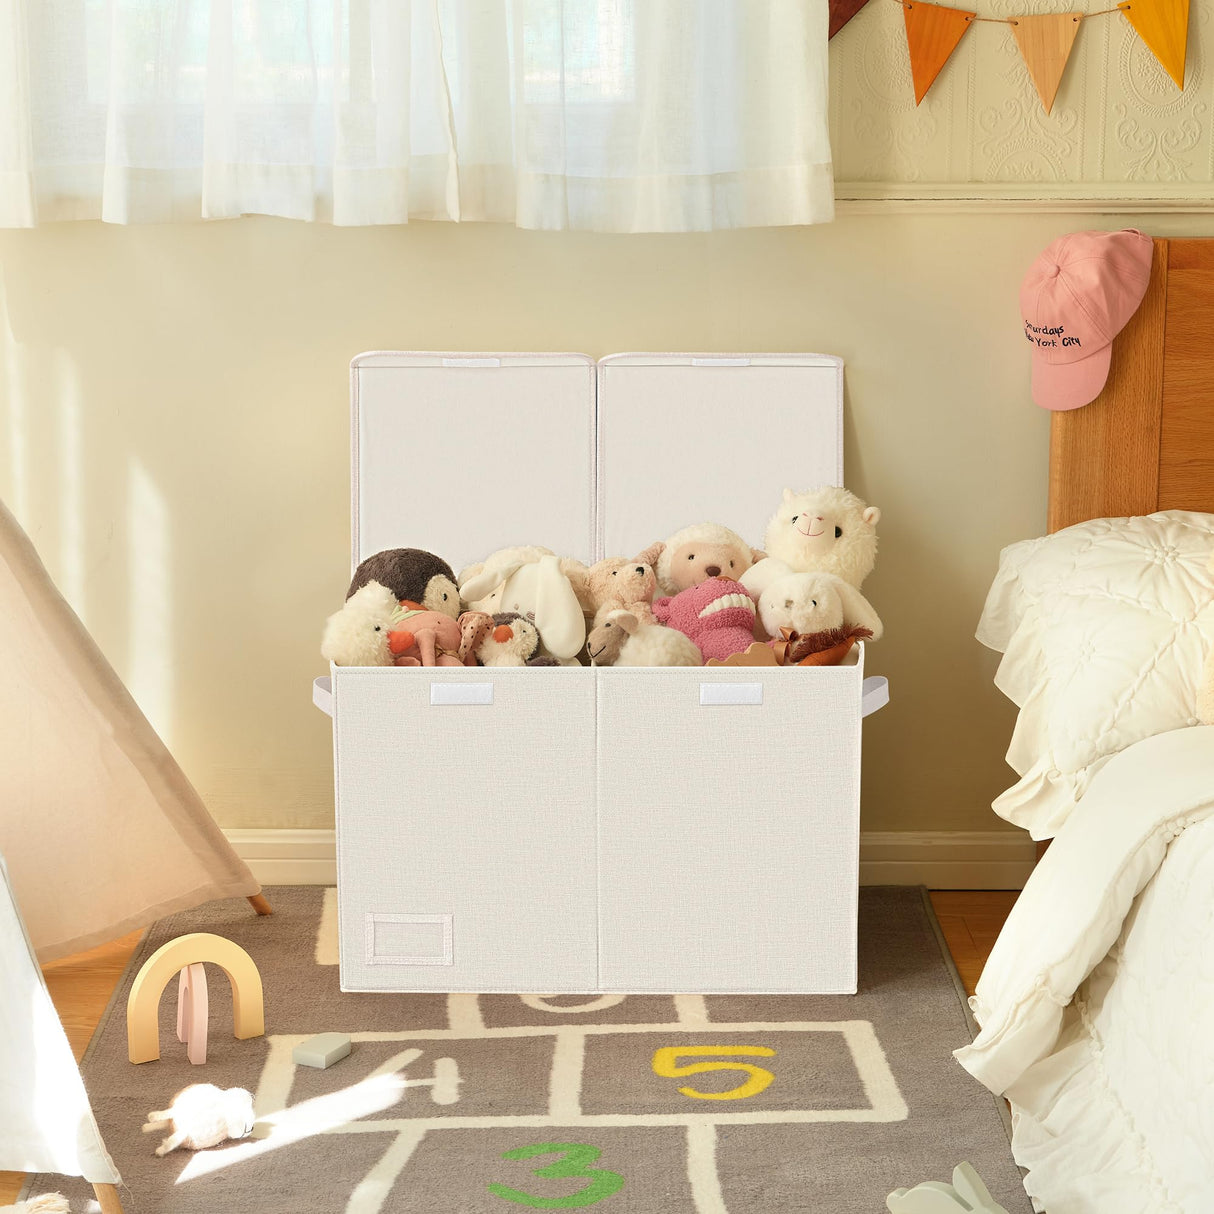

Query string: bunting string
830 0 1190 109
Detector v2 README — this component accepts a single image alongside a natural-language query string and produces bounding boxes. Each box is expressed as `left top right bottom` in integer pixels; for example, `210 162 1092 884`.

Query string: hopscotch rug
28 886 1030 1213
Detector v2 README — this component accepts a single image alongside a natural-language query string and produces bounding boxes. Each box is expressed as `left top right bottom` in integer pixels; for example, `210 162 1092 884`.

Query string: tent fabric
0 856 120 1183
0 498 260 963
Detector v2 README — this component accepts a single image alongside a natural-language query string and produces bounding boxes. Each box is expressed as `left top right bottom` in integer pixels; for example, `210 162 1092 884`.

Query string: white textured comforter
955 726 1214 1214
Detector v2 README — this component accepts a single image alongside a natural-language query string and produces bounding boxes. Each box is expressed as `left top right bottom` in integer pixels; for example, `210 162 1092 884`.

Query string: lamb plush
653 578 758 663
587 611 702 667
459 547 588 663
474 612 559 667
142 1084 256 1156
0 1198 72 1213
347 548 461 619
320 581 400 666
758 571 883 643
585 556 658 625
741 487 880 599
639 523 765 595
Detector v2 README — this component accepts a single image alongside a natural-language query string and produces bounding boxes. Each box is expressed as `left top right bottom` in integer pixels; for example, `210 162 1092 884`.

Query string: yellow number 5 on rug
651 1045 776 1100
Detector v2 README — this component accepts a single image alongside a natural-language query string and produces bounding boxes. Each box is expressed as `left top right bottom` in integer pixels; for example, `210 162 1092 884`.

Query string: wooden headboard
1049 238 1214 532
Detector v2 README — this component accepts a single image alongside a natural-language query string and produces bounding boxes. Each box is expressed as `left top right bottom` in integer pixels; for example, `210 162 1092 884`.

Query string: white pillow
978 511 1214 839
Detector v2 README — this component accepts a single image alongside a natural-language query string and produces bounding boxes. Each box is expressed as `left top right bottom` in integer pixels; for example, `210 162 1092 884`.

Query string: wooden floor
0 890 1018 1206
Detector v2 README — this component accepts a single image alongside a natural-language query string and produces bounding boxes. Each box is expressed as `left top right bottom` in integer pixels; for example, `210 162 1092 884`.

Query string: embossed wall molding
830 0 1210 199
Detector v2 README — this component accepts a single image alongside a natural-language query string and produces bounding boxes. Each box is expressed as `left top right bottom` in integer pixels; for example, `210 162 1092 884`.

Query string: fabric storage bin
315 352 888 995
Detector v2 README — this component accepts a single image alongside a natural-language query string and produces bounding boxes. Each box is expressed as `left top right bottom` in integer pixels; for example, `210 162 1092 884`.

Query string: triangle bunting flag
902 1 978 105
1011 13 1083 114
830 0 874 39
1119 0 1190 90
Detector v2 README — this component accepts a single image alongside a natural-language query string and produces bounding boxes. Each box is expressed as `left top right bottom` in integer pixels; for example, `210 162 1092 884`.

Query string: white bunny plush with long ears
459 548 588 663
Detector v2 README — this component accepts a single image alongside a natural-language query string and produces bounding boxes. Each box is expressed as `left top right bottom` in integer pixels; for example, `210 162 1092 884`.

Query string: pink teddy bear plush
652 578 757 663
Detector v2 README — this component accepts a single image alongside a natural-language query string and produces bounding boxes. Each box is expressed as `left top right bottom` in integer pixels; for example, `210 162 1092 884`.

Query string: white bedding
955 726 1214 1213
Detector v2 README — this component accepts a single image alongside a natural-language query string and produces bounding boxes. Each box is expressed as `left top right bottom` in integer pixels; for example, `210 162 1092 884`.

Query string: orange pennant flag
1011 13 1083 114
1119 0 1190 89
902 1 977 105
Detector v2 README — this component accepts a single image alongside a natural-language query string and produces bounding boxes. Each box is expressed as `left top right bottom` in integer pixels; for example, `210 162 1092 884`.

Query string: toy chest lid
596 353 843 559
350 351 843 574
350 352 597 574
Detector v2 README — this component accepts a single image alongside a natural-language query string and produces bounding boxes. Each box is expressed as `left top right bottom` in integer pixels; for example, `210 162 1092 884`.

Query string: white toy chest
314 352 888 996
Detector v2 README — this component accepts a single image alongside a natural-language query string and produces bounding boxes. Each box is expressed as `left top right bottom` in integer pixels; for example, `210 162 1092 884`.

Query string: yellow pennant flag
1011 13 1083 114
902 0 977 105
1119 0 1190 89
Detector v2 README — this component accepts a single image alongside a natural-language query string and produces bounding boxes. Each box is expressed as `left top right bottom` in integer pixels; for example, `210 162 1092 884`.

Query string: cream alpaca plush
759 571 883 642
320 581 399 666
459 547 589 663
142 1084 256 1156
587 611 702 667
639 523 765 596
741 487 880 599
585 556 658 625
1199 554 1214 725
0 1198 72 1213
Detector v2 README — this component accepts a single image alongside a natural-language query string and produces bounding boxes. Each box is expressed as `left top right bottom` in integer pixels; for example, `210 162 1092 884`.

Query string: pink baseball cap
1020 229 1153 411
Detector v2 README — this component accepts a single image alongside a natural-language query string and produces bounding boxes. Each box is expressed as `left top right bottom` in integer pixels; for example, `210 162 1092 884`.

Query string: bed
954 237 1214 1214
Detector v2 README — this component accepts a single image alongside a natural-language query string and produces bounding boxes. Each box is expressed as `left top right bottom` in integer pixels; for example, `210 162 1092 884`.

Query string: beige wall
1 211 1207 834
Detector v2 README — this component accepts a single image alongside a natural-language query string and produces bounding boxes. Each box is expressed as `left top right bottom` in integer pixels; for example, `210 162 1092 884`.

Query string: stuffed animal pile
321 488 883 669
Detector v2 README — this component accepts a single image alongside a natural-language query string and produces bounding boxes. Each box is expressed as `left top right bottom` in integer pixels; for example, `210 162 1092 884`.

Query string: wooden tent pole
93 1182 125 1213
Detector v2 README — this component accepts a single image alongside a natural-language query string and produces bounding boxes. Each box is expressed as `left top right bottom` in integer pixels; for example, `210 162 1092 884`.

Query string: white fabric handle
699 683 763 706
431 683 494 706
313 676 333 718
861 676 889 718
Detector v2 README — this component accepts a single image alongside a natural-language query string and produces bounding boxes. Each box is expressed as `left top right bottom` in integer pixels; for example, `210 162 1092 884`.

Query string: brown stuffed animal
585 556 658 626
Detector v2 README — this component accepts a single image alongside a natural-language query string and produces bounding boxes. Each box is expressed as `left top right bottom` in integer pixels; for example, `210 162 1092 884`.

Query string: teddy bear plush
584 556 658 626
758 570 883 644
347 548 461 619
741 487 880 600
142 1084 256 1156
473 612 560 667
587 610 702 667
653 577 758 663
320 581 400 666
639 523 765 596
459 547 588 664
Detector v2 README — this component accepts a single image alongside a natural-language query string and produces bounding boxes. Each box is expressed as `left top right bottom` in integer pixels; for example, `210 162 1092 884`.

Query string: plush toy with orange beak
470 612 559 667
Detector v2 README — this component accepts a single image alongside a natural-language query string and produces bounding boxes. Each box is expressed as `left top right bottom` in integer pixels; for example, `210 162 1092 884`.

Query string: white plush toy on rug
742 486 880 599
0 1198 72 1213
142 1084 255 1156
886 1162 1010 1214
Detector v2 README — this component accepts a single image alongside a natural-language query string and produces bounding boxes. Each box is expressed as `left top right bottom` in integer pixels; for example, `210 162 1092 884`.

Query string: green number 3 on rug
488 1142 626 1209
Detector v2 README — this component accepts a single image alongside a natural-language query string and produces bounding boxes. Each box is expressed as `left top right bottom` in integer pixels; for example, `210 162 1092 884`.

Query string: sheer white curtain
0 1 832 231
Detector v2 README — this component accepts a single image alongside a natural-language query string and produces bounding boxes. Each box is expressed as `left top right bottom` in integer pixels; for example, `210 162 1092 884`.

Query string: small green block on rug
292 1032 351 1069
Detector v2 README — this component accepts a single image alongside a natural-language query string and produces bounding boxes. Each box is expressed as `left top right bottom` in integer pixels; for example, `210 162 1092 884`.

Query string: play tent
0 497 263 960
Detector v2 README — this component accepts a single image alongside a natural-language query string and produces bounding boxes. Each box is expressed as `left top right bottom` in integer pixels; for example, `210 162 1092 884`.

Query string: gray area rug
30 886 1030 1213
